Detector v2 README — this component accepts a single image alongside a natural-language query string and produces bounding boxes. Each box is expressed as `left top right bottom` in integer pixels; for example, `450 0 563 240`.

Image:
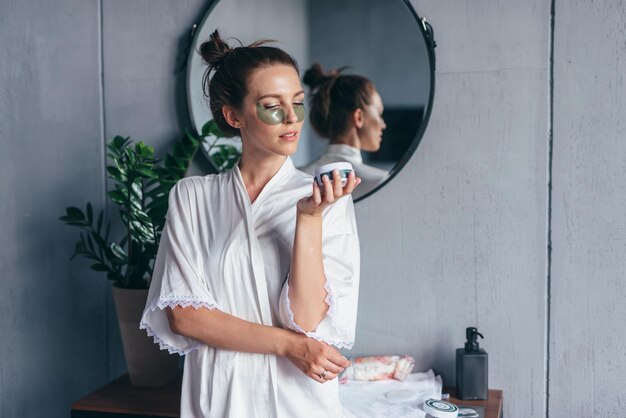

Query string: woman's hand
284 333 351 384
297 170 361 217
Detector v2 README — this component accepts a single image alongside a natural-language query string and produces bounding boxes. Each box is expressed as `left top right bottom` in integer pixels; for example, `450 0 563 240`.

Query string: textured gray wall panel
551 0 626 416
0 1 108 417
353 68 549 418
102 0 206 155
346 1 550 417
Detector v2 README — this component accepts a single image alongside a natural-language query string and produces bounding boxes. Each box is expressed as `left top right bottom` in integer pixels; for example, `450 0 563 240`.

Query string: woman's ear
223 105 242 129
352 108 365 129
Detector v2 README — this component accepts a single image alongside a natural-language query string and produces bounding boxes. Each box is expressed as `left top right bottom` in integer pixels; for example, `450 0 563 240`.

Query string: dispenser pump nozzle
464 327 484 351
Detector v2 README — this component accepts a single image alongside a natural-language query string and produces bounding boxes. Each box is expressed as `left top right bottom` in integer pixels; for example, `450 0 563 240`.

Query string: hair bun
303 63 350 93
199 30 233 70
302 63 325 90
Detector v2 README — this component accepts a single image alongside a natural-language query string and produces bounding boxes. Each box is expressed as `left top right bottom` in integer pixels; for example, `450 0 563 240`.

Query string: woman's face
358 90 386 152
232 64 305 159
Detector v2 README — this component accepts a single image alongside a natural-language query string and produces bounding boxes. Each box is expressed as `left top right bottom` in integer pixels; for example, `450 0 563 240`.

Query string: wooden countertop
72 374 503 418
444 387 503 418
71 374 181 417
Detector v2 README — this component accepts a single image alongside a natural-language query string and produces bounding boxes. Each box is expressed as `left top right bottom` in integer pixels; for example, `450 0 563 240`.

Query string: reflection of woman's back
299 64 388 196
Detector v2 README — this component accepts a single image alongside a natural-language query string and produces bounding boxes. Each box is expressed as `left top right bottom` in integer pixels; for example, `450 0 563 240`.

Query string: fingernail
323 174 329 181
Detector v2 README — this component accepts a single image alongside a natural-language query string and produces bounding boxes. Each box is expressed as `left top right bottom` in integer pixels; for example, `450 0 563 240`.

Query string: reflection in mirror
187 0 434 200
298 64 389 197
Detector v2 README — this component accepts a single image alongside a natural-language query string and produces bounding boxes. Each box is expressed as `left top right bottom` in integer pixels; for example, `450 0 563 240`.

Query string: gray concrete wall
1 0 626 417
349 2 550 417
550 0 626 416
0 1 109 417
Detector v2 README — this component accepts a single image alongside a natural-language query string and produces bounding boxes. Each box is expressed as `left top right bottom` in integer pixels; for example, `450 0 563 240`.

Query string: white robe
299 144 388 197
140 157 360 418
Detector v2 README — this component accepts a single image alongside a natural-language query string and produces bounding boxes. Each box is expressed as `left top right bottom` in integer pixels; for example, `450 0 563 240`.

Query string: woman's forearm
288 211 329 331
166 306 295 356
167 305 351 383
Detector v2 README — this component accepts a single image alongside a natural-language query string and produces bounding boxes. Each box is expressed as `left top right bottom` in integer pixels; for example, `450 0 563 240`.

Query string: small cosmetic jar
423 399 459 418
313 162 354 188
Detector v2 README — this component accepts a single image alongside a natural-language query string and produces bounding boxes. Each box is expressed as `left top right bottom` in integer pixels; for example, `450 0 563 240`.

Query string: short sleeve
278 196 360 349
140 179 220 355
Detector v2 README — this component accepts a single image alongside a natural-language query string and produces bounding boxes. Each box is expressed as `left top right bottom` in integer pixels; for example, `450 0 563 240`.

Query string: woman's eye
293 102 304 107
263 104 281 109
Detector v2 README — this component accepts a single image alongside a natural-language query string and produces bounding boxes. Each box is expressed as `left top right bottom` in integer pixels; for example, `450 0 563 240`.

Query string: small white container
423 399 459 418
313 162 354 188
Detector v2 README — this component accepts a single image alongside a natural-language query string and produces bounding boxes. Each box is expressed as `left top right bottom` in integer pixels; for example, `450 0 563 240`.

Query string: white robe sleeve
140 178 220 355
278 196 360 349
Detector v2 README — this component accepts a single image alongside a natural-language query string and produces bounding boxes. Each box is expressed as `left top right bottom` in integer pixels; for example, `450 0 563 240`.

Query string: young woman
140 31 361 417
299 64 388 197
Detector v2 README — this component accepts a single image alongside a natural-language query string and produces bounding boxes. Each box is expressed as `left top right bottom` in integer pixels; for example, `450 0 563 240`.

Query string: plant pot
111 286 179 387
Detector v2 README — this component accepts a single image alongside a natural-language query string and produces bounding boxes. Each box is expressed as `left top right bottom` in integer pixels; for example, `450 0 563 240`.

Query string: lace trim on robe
140 295 220 356
281 279 354 349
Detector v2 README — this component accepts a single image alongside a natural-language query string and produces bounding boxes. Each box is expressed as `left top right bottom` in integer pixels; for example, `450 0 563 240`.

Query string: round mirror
186 0 436 201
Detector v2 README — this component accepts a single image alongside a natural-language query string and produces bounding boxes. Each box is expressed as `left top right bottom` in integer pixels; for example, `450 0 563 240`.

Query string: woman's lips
279 131 298 142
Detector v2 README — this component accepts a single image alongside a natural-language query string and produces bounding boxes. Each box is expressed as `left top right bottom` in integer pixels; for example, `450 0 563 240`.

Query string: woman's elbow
165 307 189 336
297 320 322 333
293 306 328 332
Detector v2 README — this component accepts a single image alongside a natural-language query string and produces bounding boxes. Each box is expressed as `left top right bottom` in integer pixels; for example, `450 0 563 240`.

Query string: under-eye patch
293 103 306 121
256 103 305 125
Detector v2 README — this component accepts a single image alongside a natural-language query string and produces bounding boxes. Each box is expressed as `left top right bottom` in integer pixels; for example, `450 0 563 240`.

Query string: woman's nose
284 106 299 123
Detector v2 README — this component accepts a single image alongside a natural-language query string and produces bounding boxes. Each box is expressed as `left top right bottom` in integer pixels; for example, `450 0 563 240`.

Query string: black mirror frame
185 0 437 203
352 0 437 202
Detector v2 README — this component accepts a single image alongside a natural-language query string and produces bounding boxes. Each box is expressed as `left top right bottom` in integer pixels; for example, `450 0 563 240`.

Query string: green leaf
91 263 110 272
62 207 86 223
124 147 137 166
202 119 227 138
109 242 128 264
201 120 212 137
163 154 179 170
107 136 129 153
106 166 126 181
108 189 127 206
135 142 155 158
185 130 201 146
130 221 155 244
135 167 158 179
89 228 107 249
146 196 168 211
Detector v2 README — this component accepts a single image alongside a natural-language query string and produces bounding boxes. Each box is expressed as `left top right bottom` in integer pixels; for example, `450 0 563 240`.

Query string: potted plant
60 124 217 386
202 122 241 172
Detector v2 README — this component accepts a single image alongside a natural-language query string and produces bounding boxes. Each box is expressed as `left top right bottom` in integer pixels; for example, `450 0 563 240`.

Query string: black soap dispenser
456 327 488 400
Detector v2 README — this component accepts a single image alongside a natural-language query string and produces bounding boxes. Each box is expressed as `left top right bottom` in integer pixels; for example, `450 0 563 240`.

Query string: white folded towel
339 369 443 418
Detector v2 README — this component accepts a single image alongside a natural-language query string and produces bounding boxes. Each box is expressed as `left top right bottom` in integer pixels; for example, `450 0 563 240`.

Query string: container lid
314 162 354 178
385 389 418 402
423 399 459 418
